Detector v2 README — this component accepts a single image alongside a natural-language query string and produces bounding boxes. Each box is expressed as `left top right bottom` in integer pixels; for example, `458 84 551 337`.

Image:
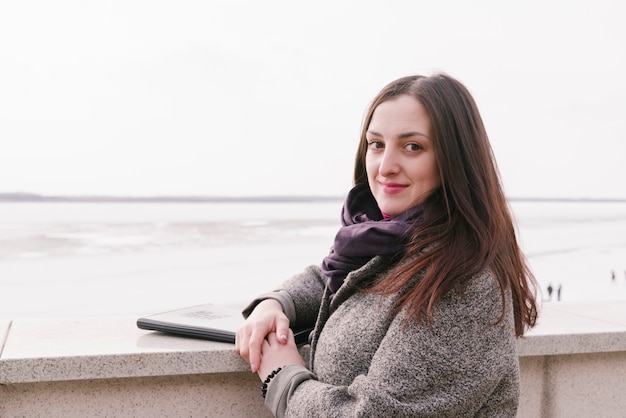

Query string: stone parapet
1 301 625 417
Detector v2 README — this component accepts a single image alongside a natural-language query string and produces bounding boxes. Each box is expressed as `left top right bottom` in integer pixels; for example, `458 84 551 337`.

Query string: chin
380 200 419 216
378 205 402 217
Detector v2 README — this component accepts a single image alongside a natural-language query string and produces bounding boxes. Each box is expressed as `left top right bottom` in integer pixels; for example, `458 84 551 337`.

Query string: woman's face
365 95 441 217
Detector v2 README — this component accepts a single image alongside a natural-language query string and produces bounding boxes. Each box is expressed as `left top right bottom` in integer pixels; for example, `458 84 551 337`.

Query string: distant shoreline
0 193 344 203
1 192 625 203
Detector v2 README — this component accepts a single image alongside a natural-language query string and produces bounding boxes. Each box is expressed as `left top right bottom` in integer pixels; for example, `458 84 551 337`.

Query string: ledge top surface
1 301 625 383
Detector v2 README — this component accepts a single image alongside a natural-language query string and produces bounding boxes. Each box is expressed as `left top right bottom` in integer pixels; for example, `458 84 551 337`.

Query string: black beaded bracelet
261 366 283 398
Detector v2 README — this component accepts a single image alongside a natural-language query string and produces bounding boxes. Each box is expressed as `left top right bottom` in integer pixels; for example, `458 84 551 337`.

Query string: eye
405 142 423 152
366 139 384 150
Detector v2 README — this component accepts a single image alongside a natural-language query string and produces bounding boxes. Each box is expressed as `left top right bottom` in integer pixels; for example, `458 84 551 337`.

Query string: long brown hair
356 74 538 336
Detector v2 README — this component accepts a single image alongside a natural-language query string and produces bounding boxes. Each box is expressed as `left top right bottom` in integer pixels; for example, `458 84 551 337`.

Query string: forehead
368 95 431 134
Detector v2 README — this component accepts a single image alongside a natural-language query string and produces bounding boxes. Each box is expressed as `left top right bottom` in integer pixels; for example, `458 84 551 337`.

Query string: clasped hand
235 299 305 379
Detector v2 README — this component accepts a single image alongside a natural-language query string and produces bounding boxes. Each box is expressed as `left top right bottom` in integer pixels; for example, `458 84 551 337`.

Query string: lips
380 182 406 194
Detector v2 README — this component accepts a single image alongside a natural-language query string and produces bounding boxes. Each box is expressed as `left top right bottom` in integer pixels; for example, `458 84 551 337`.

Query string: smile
380 182 406 194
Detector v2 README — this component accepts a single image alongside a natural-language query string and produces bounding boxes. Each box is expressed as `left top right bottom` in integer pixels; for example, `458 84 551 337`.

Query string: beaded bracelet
261 366 283 398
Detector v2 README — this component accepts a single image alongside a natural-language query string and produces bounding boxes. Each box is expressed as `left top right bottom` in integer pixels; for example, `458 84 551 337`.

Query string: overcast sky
1 0 624 199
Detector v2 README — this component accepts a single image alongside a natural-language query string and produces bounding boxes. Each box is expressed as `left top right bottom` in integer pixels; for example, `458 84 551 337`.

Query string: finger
265 331 278 345
275 316 291 344
235 324 250 353
248 330 265 373
236 331 251 363
234 328 242 352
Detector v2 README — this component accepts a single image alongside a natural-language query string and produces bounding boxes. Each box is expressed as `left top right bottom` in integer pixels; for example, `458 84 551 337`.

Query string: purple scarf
321 183 423 297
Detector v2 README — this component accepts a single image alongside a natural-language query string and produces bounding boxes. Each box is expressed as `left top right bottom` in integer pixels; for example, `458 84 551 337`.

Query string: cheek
365 155 377 177
412 161 440 188
427 164 441 189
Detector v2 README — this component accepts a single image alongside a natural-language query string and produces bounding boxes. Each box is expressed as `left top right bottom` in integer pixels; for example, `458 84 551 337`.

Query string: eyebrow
366 130 431 140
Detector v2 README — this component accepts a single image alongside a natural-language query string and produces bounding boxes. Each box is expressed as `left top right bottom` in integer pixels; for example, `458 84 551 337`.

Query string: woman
236 73 538 417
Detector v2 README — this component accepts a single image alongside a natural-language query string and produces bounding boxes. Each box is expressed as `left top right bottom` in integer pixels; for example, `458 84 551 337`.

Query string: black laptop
137 303 311 346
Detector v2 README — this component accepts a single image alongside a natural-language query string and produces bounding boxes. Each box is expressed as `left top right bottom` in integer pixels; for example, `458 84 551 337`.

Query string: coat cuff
264 364 317 418
241 290 297 324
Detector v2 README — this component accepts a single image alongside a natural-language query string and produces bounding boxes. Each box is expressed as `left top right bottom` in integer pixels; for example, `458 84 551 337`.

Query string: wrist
261 366 284 398
258 298 283 313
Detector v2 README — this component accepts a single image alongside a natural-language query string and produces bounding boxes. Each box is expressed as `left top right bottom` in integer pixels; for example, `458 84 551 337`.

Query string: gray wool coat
245 255 520 417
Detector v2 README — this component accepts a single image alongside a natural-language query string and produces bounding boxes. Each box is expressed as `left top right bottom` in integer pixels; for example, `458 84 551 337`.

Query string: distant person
547 283 554 301
236 73 539 417
557 284 562 301
612 270 616 282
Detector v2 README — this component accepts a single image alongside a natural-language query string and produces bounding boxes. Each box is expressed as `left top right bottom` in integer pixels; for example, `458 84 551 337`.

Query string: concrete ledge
518 351 626 418
1 301 626 417
518 302 626 356
0 316 248 384
0 373 272 417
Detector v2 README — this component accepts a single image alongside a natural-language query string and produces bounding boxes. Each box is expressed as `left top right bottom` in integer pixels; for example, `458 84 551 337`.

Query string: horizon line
1 192 626 203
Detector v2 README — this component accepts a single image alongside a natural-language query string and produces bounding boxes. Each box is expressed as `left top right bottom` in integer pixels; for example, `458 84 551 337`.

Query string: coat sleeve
267 271 520 418
242 264 327 329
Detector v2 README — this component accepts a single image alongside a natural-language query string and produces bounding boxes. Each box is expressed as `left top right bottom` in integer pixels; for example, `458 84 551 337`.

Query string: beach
1 200 625 320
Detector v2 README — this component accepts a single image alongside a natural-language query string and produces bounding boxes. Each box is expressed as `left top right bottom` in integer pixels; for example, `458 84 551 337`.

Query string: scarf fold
321 183 423 297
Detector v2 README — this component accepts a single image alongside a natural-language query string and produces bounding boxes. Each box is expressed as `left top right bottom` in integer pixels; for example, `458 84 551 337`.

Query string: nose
378 149 400 176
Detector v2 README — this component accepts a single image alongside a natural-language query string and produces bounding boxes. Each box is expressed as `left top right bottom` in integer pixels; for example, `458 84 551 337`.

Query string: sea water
1 200 625 319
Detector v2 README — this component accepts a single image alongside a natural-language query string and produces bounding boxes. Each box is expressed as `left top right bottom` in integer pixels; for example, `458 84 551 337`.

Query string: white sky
1 0 625 199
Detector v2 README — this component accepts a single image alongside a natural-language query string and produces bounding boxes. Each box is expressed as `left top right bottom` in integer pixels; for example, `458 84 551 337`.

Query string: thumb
275 316 291 344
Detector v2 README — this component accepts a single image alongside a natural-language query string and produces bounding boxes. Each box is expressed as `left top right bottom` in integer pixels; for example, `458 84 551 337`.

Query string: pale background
1 0 625 199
